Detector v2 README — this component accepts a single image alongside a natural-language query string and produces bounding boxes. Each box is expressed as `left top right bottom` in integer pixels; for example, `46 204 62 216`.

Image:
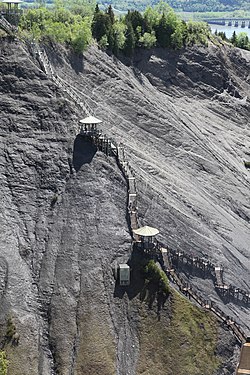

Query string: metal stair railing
34 45 91 116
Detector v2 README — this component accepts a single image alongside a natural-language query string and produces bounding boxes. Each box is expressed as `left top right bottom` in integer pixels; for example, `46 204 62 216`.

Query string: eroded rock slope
0 36 249 375
49 42 250 331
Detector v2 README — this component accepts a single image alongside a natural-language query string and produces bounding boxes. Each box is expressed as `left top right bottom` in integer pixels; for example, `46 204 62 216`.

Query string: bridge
205 18 250 28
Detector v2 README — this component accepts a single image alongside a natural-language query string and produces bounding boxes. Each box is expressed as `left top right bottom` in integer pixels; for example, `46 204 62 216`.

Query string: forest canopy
98 0 250 12
19 1 212 54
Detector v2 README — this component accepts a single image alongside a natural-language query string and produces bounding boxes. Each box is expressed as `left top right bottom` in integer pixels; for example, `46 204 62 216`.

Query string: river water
209 24 250 38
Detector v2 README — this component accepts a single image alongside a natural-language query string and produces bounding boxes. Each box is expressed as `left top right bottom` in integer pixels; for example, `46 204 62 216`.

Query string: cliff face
0 36 249 375
49 42 250 327
0 39 131 374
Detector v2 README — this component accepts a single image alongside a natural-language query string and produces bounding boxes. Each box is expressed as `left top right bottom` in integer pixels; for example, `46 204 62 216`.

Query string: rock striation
0 36 249 374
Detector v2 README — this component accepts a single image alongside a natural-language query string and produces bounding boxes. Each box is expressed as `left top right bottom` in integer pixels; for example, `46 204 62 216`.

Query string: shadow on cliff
73 135 97 172
113 246 144 300
67 50 84 74
114 246 168 314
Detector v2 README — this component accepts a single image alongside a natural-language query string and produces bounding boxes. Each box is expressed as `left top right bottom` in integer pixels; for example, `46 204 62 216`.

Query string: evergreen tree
124 21 135 56
107 28 115 50
94 4 99 14
231 31 237 45
92 11 111 42
113 35 119 56
125 9 144 44
107 5 114 25
156 13 171 47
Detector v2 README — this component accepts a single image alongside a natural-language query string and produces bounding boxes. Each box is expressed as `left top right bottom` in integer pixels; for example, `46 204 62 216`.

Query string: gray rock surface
0 36 249 374
49 42 250 330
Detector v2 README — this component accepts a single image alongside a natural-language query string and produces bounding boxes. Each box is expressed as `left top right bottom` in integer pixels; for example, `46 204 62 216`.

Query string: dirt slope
0 36 249 374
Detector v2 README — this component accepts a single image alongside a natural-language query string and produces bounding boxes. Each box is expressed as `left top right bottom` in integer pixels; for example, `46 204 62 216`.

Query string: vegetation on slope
17 0 250 54
71 313 116 375
18 0 250 13
137 289 221 375
101 0 250 13
143 260 169 296
215 29 250 50
18 1 211 54
0 352 8 375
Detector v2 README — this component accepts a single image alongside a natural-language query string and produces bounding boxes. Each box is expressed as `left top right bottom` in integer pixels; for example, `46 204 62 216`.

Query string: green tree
235 32 250 50
94 3 99 14
155 0 172 15
231 30 237 45
143 6 160 32
107 5 115 25
107 28 115 50
99 34 108 49
156 13 175 48
217 31 227 40
139 31 156 48
124 21 135 56
185 21 210 46
112 21 126 55
91 11 111 42
71 18 92 52
125 9 145 44
171 22 184 49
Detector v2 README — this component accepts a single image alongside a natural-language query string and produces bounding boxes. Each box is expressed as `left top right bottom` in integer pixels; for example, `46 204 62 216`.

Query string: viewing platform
0 0 23 25
79 115 102 137
133 225 160 254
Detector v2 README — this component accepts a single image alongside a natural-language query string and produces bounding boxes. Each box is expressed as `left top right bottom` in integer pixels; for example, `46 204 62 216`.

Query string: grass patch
0 351 8 375
75 313 116 375
136 289 220 375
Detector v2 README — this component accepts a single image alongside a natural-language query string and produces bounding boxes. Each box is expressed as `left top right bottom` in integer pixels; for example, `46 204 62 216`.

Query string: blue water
209 24 250 39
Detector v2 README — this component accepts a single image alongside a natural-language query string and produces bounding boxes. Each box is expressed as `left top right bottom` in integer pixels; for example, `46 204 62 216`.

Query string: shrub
5 317 16 341
0 351 8 375
143 260 169 296
139 31 157 48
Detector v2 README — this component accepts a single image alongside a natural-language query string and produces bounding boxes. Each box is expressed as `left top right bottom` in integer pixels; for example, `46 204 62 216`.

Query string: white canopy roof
1 0 23 3
80 116 102 124
133 225 159 237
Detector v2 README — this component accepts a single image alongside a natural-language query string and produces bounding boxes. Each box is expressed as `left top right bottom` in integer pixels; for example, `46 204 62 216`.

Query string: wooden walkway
116 146 140 240
168 248 250 307
32 45 91 116
160 248 247 344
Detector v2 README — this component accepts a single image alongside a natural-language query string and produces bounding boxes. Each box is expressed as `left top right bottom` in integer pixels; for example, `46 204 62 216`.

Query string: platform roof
133 225 159 237
119 264 130 269
236 341 250 374
80 115 102 124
